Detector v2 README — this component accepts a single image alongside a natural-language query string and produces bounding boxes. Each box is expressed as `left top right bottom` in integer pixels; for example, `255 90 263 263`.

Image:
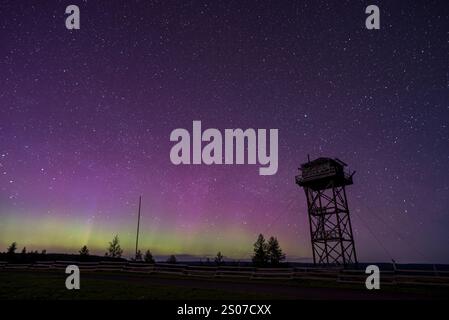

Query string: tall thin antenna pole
135 195 142 258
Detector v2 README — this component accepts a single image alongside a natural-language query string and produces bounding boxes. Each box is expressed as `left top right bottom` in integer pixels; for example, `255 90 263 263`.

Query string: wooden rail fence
1 260 448 287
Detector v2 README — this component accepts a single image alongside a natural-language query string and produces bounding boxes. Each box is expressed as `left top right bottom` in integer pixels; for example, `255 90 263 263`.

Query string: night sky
1 1 448 263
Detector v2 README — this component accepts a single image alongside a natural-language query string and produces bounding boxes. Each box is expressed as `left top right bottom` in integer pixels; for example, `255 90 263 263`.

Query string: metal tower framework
304 182 357 265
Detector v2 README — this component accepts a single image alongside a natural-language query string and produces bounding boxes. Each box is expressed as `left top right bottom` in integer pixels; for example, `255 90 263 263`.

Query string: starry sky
1 1 448 263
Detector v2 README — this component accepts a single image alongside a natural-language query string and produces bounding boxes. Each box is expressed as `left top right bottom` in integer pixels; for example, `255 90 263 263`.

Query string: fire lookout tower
296 157 358 266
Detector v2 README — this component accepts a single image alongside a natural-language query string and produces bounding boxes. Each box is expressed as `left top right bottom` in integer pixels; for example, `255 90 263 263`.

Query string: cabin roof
301 157 347 169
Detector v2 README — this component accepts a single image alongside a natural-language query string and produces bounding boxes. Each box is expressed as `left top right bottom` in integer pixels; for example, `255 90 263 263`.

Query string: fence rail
1 260 448 287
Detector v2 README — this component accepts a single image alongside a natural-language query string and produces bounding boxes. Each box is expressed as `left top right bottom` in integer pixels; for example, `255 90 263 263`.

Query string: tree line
3 233 286 267
4 242 47 256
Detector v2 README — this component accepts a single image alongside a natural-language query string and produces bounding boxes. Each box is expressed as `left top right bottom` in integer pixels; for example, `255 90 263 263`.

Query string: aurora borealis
1 1 448 263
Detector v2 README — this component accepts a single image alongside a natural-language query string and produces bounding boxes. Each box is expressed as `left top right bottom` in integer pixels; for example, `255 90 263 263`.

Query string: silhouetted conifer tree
105 235 123 258
267 236 286 265
7 242 17 255
79 245 89 256
144 250 155 263
135 250 143 261
166 255 177 264
252 234 268 266
215 251 224 265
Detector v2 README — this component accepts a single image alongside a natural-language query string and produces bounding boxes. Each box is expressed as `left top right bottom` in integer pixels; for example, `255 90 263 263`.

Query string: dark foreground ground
1 270 448 300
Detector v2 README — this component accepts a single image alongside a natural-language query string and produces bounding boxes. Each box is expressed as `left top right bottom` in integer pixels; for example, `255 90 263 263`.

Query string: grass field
1 270 448 300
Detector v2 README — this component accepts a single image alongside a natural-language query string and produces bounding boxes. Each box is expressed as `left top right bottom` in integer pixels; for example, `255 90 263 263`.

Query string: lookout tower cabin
295 157 357 266
296 157 353 191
